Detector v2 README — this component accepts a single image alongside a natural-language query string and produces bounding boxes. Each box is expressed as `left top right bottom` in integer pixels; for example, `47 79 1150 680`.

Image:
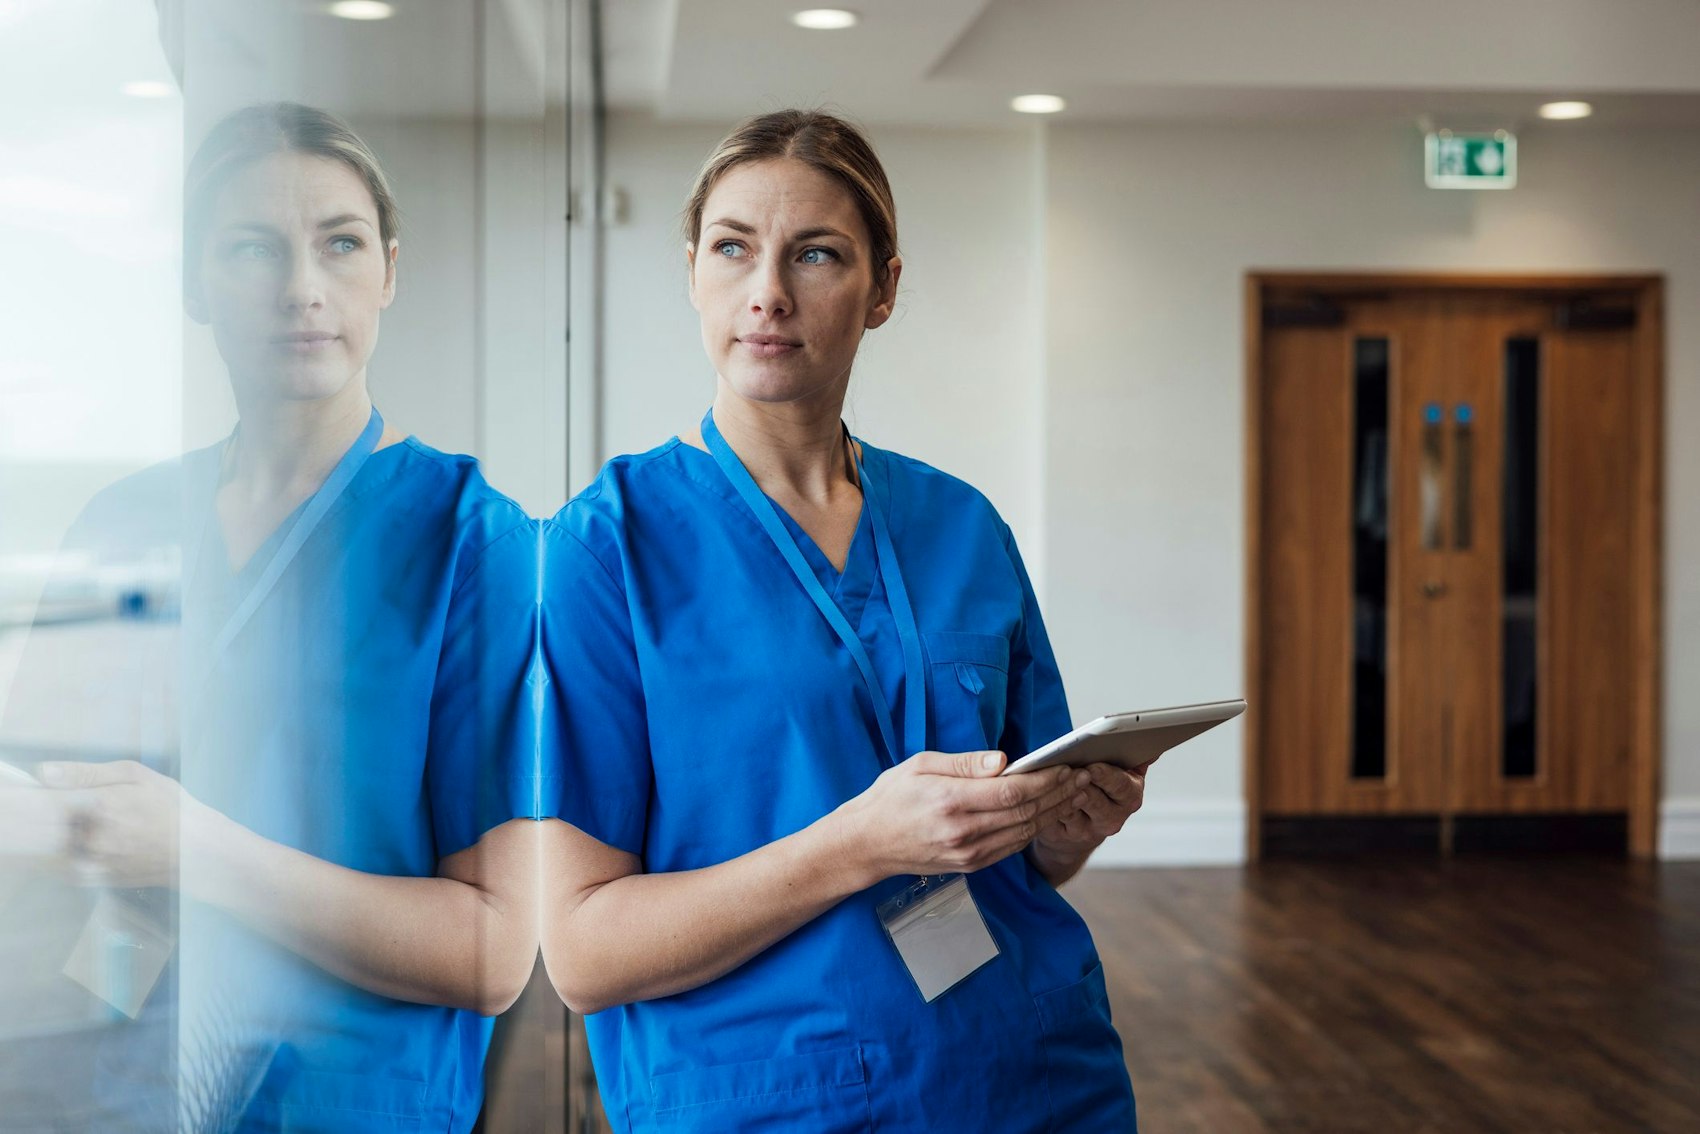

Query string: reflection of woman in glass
539 111 1141 1132
30 104 541 1131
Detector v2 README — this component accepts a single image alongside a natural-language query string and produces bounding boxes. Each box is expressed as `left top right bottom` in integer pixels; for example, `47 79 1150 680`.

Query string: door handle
1421 580 1449 598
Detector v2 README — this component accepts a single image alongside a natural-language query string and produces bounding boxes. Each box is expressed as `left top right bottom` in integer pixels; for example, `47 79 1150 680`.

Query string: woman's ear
685 242 699 311
865 255 903 330
381 239 399 308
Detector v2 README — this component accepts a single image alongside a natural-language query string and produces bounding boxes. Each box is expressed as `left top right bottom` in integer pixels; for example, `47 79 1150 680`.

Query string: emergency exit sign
1425 130 1517 189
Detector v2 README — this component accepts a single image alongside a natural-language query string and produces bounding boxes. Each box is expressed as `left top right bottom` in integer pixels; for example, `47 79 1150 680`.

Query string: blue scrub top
47 431 542 1133
541 434 1136 1133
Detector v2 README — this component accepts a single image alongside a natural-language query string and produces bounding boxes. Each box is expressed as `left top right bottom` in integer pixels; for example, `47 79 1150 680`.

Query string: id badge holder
62 890 174 1019
876 873 999 1003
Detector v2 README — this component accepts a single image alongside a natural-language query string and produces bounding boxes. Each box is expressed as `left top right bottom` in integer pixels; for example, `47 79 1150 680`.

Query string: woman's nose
279 249 326 313
748 261 792 318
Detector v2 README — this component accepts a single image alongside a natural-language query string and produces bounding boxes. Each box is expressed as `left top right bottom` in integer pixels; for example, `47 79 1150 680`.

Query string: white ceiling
613 0 1700 129
131 0 1700 130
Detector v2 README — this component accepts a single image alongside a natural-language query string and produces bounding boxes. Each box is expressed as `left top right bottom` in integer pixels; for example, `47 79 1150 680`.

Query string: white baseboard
1085 800 1246 868
1660 797 1700 861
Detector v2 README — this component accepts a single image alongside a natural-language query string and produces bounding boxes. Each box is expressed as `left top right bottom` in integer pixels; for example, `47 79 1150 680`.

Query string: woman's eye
713 240 744 258
231 241 275 261
328 235 363 254
800 247 837 265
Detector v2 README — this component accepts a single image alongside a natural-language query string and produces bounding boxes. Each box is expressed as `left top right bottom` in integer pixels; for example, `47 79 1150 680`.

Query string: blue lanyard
184 407 384 683
701 408 927 768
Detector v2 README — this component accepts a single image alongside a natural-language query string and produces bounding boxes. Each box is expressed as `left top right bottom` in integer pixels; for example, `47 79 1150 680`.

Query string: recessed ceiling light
1539 100 1593 120
792 9 858 31
1011 94 1066 115
328 1 394 20
120 80 174 99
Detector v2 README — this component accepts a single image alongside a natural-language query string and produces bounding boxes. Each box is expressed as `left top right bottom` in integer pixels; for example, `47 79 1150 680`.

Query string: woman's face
192 150 396 405
688 157 899 407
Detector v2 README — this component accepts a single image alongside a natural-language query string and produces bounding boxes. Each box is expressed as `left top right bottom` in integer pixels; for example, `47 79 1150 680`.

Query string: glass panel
1503 339 1540 778
2 4 574 1126
1420 401 1445 549
1453 403 1474 549
0 0 185 1116
1351 339 1390 780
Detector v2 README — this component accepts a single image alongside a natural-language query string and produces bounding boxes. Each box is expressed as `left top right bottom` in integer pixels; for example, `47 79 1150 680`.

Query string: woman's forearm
543 754 1086 1013
185 810 538 1016
542 812 875 1015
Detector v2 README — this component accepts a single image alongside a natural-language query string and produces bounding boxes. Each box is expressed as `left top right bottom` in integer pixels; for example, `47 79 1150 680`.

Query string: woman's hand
1028 761 1152 885
0 775 77 859
38 759 210 889
831 751 1089 883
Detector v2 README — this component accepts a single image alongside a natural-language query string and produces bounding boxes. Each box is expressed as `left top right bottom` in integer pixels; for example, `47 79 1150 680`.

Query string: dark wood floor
1064 858 1700 1134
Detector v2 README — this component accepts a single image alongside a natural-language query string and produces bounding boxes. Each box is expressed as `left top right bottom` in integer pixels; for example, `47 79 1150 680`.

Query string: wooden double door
1247 275 1663 855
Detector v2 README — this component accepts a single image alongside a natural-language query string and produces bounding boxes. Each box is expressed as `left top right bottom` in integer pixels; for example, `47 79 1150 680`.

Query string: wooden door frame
1243 272 1665 859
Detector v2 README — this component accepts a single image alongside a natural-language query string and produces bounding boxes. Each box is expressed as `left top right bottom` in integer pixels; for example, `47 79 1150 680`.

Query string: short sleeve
998 526 1073 761
425 516 544 858
537 515 652 856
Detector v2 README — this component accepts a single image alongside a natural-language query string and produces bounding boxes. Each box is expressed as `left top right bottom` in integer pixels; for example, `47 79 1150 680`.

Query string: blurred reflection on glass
3 101 542 1132
0 1 186 1127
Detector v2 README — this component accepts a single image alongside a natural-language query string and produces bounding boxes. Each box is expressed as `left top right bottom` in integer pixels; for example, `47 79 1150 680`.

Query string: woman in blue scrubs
540 110 1144 1132
22 104 540 1131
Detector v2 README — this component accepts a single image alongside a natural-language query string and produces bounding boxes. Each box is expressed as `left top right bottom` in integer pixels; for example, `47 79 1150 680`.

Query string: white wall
332 118 480 456
378 116 569 517
596 112 1047 558
1044 121 1700 864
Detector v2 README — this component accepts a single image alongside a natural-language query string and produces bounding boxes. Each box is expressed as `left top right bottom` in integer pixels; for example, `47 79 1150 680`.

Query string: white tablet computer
1002 699 1246 775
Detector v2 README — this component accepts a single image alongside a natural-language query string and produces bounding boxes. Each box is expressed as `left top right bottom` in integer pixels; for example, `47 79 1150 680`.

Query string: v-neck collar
670 435 884 629
201 433 413 578
213 494 310 582
772 493 876 616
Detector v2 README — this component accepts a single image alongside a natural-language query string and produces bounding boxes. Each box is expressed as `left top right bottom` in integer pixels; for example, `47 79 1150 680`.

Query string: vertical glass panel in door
1453 405 1474 549
1350 339 1389 780
1502 339 1540 779
1420 402 1445 550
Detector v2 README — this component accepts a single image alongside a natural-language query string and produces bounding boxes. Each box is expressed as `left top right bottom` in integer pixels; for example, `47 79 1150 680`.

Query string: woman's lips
738 336 800 359
271 332 338 353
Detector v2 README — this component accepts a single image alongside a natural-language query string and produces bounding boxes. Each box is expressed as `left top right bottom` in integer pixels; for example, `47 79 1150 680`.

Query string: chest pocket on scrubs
922 631 1010 751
